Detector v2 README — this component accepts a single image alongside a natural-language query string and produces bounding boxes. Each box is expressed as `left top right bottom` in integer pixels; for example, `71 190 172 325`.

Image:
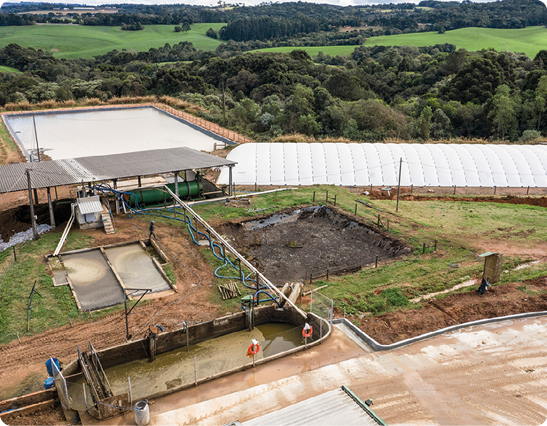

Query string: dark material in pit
220 206 412 285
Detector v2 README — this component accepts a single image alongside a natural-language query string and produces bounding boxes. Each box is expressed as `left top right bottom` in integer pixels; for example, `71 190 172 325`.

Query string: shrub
519 129 541 143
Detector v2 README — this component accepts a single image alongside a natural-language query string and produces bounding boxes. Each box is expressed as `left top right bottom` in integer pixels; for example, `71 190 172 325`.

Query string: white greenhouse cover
217 143 547 187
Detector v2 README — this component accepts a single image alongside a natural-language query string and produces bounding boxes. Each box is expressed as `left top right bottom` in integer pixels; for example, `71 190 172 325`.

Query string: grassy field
0 65 22 73
0 23 225 60
1 186 545 343
252 26 547 59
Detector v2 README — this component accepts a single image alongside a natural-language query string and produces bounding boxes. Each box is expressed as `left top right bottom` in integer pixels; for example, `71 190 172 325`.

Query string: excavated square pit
219 206 412 285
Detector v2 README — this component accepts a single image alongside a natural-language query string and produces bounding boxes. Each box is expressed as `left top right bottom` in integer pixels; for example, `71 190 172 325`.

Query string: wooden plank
303 285 328 296
0 399 58 421
0 389 56 412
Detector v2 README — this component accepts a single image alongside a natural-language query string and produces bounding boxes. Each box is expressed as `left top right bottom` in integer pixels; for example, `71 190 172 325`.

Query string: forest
0 39 547 143
0 0 546 143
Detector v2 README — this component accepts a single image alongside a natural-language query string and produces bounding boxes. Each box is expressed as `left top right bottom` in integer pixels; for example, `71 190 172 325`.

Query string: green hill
252 26 547 59
0 23 225 60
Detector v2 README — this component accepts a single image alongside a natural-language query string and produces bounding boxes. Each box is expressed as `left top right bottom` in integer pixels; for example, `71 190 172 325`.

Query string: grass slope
252 26 547 59
0 23 225 60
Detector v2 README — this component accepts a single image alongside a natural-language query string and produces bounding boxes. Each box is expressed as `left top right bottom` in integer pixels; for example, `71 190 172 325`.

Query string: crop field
0 23 225 60
252 26 547 59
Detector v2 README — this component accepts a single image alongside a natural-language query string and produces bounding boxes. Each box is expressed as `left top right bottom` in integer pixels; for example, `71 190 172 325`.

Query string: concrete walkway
148 317 547 425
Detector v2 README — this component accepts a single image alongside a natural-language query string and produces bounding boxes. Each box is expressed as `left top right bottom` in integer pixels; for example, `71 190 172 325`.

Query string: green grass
0 231 93 345
0 23 225 60
251 26 547 59
0 65 22 73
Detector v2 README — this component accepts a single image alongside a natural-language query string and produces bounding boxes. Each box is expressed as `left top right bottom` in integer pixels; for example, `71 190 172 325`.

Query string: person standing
149 221 156 240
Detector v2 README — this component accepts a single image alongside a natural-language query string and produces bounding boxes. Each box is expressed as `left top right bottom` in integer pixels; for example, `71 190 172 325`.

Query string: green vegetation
0 65 21 73
252 26 547 59
0 231 93 345
0 23 225 60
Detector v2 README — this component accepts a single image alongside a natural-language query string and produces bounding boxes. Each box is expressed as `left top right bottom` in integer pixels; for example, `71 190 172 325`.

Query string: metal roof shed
241 386 386 426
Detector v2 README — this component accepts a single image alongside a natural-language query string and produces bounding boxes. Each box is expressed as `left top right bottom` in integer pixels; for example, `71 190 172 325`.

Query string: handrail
89 341 112 396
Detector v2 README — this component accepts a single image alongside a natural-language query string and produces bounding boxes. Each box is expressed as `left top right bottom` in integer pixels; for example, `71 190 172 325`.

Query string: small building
75 195 104 230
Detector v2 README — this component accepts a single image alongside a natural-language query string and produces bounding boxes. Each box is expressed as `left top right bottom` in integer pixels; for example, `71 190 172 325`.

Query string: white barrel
134 399 150 426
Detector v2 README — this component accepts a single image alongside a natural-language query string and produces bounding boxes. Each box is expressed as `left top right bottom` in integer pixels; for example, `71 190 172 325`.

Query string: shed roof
0 147 235 194
241 386 385 426
76 196 103 215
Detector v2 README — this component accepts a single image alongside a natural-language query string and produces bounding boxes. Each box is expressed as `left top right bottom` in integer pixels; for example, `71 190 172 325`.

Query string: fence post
334 195 337 206
423 242 426 254
354 204 357 215
494 186 497 195
387 218 389 231
313 191 316 202
375 255 378 268
13 246 16 261
310 289 313 313
326 190 328 202
434 240 437 251
377 214 380 226
326 268 329 280
310 273 313 285
453 185 456 195
527 186 530 195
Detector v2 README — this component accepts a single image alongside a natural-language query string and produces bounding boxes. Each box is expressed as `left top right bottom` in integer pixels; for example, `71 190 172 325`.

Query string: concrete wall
63 306 329 374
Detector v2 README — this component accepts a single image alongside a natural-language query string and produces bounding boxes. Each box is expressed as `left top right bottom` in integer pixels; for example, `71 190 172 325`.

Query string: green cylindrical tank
125 180 203 208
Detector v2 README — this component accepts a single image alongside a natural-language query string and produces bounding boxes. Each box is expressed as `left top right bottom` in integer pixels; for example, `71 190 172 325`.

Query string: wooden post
453 185 456 195
334 194 337 206
387 218 389 231
434 240 437 251
309 273 313 285
411 184 413 194
370 184 372 193
527 186 530 195
354 204 357 215
423 242 426 254
47 187 55 228
313 191 315 202
13 246 16 261
375 255 378 268
326 268 329 280
326 190 328 202
494 186 497 195
27 170 39 241
377 214 380 226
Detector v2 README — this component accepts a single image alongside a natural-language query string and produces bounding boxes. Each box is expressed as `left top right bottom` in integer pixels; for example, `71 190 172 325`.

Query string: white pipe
164 186 307 318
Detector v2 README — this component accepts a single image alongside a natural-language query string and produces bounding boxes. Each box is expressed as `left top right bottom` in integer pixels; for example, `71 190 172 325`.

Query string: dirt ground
0 218 222 403
353 275 547 345
218 206 412 284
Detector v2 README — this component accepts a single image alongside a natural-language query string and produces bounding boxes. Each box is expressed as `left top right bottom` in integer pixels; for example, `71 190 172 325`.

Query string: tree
415 106 433 140
488 84 519 140
181 22 191 33
174 26 182 32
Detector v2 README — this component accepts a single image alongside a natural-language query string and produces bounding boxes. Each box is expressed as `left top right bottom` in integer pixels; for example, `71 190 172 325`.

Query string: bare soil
218 206 412 285
0 219 222 403
352 275 547 345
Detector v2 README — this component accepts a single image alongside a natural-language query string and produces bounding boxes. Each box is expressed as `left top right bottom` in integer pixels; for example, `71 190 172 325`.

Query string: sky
0 0 518 7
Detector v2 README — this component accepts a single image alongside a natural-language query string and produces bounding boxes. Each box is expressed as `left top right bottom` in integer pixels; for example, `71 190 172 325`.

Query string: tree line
1 41 547 143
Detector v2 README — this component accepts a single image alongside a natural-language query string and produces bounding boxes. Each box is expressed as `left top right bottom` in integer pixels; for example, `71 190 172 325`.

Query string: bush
519 129 541 143
381 287 409 307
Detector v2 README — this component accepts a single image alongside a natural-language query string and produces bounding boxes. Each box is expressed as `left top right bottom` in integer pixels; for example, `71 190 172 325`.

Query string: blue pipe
90 184 269 290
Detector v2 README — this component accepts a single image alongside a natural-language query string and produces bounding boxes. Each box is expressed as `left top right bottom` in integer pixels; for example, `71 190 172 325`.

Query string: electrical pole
26 170 39 241
396 157 402 213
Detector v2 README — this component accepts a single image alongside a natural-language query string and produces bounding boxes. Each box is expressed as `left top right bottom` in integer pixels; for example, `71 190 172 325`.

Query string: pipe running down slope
163 185 307 319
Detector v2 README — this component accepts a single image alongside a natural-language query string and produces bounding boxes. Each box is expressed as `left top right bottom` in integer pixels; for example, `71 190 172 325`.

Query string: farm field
0 23 225 60
252 26 547 59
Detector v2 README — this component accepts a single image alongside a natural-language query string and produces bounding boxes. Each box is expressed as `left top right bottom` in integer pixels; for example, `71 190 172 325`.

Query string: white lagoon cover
218 142 547 187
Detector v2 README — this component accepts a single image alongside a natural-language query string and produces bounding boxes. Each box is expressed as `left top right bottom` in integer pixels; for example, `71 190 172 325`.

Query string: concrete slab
92 317 547 425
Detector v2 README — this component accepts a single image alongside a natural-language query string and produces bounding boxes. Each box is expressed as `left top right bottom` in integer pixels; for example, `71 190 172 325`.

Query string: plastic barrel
134 400 150 426
45 358 60 376
44 377 54 390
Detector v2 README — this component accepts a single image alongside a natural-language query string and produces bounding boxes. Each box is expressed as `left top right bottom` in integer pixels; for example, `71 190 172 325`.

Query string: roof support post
113 179 119 215
174 171 179 199
26 170 39 241
228 165 233 197
47 187 56 229
138 176 142 188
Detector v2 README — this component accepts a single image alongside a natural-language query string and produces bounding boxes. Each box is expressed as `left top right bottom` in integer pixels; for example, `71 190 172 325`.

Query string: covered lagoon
4 106 230 160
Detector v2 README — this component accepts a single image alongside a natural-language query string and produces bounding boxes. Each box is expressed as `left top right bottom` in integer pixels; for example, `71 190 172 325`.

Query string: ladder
101 204 115 234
